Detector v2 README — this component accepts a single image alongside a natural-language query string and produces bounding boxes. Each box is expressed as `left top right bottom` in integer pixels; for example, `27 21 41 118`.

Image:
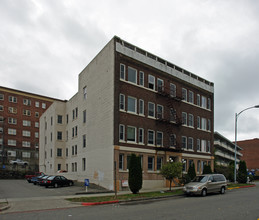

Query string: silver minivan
183 174 227 196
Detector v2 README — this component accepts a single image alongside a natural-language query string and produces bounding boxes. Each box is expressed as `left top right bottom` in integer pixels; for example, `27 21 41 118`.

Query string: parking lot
0 179 85 199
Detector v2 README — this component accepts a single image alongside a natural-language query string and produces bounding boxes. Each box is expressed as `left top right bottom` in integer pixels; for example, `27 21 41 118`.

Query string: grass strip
227 183 255 188
67 189 183 203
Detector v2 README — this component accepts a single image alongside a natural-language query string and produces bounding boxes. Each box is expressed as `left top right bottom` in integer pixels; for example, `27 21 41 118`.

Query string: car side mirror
208 180 212 183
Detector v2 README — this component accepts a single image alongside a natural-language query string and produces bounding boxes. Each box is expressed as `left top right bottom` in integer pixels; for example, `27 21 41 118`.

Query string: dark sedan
44 175 74 188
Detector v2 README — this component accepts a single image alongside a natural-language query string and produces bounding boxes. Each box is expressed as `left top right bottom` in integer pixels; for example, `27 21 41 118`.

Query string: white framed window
139 128 144 144
197 116 200 129
157 78 164 92
148 156 154 171
156 131 163 146
182 112 187 125
148 75 155 90
8 150 16 157
119 124 125 141
208 119 211 131
182 136 187 149
0 127 3 133
8 128 16 135
148 102 155 117
23 130 31 137
188 137 193 150
201 96 207 108
8 107 17 114
119 154 124 170
128 66 137 84
189 91 194 104
8 117 17 125
127 126 136 142
148 130 155 145
9 96 17 103
35 112 39 118
207 141 211 152
182 88 187 101
157 156 163 170
139 71 144 86
120 64 125 80
83 86 87 100
23 99 31 106
157 105 163 119
35 132 39 138
201 140 207 152
208 98 211 110
127 96 137 113
197 139 201 151
22 152 31 158
0 105 3 111
0 94 4 100
23 109 31 116
170 83 176 97
119 94 125 110
35 101 39 107
42 103 46 109
188 114 194 127
57 115 62 124
22 141 31 148
35 122 39 128
8 139 16 146
197 94 200 106
201 118 207 130
23 120 31 127
139 99 144 115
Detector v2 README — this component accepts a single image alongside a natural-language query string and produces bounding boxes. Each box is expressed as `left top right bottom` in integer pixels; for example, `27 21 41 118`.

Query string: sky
1 0 259 142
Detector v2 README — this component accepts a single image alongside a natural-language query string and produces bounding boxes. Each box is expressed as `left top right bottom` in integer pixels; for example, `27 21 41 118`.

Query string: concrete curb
82 200 119 206
0 203 10 212
227 184 256 190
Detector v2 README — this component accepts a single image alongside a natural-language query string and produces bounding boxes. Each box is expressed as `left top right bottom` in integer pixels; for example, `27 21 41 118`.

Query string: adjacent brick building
236 139 259 170
39 36 214 190
0 86 62 171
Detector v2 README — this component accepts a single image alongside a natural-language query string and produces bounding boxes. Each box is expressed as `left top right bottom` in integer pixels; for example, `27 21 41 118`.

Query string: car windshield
192 176 208 183
47 176 55 180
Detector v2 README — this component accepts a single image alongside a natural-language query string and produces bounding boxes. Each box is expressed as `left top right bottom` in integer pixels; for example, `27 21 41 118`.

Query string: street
1 180 259 220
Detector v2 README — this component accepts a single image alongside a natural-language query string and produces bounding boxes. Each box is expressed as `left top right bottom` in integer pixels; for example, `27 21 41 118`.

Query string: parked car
31 174 46 185
9 159 29 166
26 172 45 183
44 175 74 188
38 175 50 186
183 174 227 196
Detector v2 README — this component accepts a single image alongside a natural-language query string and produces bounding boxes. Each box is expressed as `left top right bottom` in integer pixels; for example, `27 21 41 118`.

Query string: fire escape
156 85 183 152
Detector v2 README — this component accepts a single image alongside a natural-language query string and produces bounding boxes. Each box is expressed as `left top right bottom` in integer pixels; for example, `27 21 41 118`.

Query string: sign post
84 179 89 192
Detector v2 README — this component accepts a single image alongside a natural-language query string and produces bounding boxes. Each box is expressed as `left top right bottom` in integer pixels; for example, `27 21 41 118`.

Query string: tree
237 160 247 183
203 164 212 174
160 162 182 191
128 154 142 194
187 163 196 180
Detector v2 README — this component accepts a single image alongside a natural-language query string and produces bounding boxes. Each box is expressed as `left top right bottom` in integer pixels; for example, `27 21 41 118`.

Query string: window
51 149 53 157
208 119 211 131
188 137 193 150
22 130 31 137
157 157 163 170
157 105 163 119
148 102 155 117
119 154 124 170
22 120 30 127
35 101 39 107
148 157 154 171
57 131 62 140
182 136 187 149
182 112 187 125
35 112 39 118
197 139 201 151
156 132 163 146
83 134 86 148
197 94 200 106
75 145 77 155
8 107 17 114
7 150 16 157
9 96 17 103
22 152 30 158
35 122 39 128
0 105 3 111
23 109 31 116
83 110 86 123
157 78 164 92
139 71 144 86
57 115 62 124
75 126 78 136
23 99 31 106
148 75 155 90
189 91 194 104
201 96 207 108
170 134 176 147
8 139 16 146
0 94 4 100
127 126 136 142
83 86 87 100
182 159 187 172
139 128 144 144
75 108 78 118
128 66 137 84
201 140 207 152
8 128 16 135
57 148 62 157
170 83 176 97
148 130 155 145
207 141 211 152
182 88 187 101
188 114 194 127
22 141 30 148
197 116 200 129
50 132 53 142
51 116 53 126
42 103 46 109
73 109 75 120
170 108 176 122
119 94 125 110
0 127 3 133
8 117 17 125
58 164 61 171
82 158 86 171
201 118 207 130
139 99 144 115
120 64 125 80
72 127 75 138
208 98 211 110
127 96 137 113
35 132 39 138
66 114 69 123
66 148 68 157
119 125 125 141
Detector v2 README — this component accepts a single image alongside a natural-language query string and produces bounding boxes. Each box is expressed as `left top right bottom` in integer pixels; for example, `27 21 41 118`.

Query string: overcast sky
1 0 259 141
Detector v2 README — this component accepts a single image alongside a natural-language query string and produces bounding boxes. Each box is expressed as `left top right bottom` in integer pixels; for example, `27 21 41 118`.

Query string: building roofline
214 131 243 150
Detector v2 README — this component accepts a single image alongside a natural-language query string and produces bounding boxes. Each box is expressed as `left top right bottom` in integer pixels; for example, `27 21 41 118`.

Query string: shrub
187 163 196 180
128 154 142 194
237 160 247 183
203 165 212 174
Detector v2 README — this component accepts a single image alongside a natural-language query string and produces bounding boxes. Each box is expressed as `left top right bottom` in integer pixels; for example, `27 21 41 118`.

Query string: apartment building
0 86 61 171
39 36 214 190
214 131 243 167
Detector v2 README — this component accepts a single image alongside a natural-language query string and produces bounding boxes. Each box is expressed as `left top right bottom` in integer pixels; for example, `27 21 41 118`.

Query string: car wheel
54 183 58 188
69 182 73 186
201 189 207 197
220 187 225 194
45 186 48 188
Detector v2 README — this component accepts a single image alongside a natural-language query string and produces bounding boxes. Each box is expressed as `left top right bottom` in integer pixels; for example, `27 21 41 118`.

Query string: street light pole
234 105 259 183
